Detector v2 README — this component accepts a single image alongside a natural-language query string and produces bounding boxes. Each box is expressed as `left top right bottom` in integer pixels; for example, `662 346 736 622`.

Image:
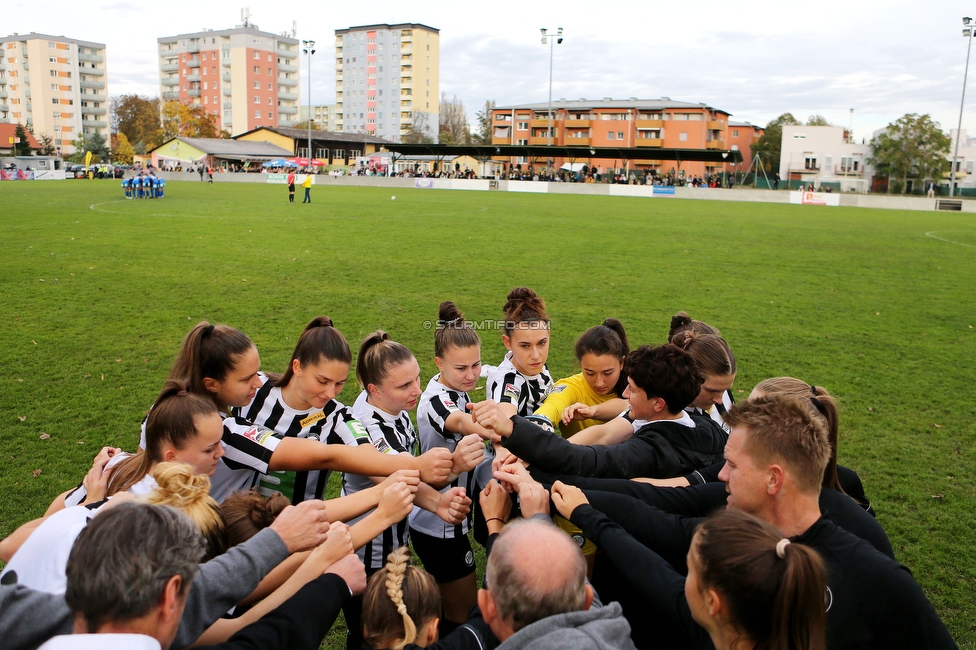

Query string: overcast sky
6 1 976 141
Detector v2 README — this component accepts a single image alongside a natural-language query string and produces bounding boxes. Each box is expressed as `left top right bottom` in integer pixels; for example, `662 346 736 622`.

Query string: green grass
1 180 975 647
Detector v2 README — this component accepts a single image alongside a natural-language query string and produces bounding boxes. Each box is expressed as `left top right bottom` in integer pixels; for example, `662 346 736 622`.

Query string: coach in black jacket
471 344 727 480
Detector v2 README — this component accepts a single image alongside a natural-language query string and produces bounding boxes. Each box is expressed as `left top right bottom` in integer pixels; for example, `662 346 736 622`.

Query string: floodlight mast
302 39 316 172
540 27 563 178
951 18 973 197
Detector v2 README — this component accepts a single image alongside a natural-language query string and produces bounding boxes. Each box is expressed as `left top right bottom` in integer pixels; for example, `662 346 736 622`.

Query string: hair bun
149 462 212 507
672 330 695 349
438 300 464 324
506 287 537 302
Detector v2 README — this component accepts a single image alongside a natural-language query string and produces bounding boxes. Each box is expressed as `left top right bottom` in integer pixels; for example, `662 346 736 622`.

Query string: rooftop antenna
241 7 251 28
292 21 297 38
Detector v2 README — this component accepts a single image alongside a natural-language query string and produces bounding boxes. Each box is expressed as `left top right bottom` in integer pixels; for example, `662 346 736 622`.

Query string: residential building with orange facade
158 25 299 136
727 120 763 172
491 97 741 177
0 32 108 156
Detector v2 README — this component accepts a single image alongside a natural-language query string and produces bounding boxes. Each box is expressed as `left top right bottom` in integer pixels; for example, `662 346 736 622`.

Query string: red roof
0 123 42 150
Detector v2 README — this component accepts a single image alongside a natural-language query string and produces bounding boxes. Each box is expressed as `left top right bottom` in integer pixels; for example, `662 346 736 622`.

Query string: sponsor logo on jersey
464 550 475 567
374 437 393 454
571 534 586 547
443 399 459 412
300 411 326 428
551 384 567 393
345 420 370 442
503 383 519 400
242 425 275 446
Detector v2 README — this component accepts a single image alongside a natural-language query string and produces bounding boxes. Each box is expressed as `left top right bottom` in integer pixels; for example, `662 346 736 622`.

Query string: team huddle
122 172 166 199
0 288 958 650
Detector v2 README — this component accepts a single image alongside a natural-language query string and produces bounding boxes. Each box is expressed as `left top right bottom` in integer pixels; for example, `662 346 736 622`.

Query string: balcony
222 58 230 67
85 106 107 115
278 77 297 87
220 72 230 82
82 119 107 128
278 105 298 115
80 79 105 89
162 91 179 101
564 137 591 146
400 81 412 89
187 73 201 82
278 63 297 73
0 90 7 100
188 89 200 97
787 165 819 174
79 51 104 63
23 61 29 70
834 165 863 177
277 44 297 57
88 93 106 102
85 67 105 76
278 91 298 101
706 120 725 130
222 87 231 96
530 136 557 145
161 62 179 73
705 139 725 149
636 138 664 147
0 62 7 71
223 102 233 109
187 59 200 68
187 44 200 53
564 119 592 128
530 118 554 128
636 119 664 129
0 104 8 112
162 77 179 86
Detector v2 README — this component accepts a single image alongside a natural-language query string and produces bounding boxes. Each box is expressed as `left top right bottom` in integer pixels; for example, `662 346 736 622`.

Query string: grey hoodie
496 602 637 650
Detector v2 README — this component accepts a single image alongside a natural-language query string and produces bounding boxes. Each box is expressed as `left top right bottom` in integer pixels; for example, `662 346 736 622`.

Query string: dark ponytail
668 311 720 341
108 379 217 496
575 318 630 396
434 301 480 357
168 321 254 405
277 316 352 388
357 331 415 389
502 287 549 334
693 509 827 650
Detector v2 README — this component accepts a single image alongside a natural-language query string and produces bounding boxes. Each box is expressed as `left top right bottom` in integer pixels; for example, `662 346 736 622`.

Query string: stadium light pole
302 39 316 171
951 18 973 197
540 27 563 178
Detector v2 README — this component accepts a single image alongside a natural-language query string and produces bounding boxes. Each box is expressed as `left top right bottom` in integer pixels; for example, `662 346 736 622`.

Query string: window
213 96 217 104
607 132 615 140
517 121 528 130
268 111 273 118
203 82 208 90
203 67 207 76
53 112 61 118
254 66 259 73
268 67 272 75
212 66 216 74
517 138 528 145
617 132 624 139
182 69 187 76
268 97 272 105
51 83 59 90
51 70 58 77
254 96 260 104
268 82 272 90
732 129 739 137
49 56 56 63
804 157 818 170
253 52 260 60
253 81 259 88
52 98 59 105
203 96 208 104
255 110 261 118
268 54 272 61
679 132 688 141
49 41 56 48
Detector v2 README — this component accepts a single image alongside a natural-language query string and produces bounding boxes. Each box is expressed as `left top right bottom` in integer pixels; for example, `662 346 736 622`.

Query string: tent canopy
262 159 298 167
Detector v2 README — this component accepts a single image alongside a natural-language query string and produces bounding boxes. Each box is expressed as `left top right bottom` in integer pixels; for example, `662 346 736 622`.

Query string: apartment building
0 32 108 156
779 125 870 192
158 25 299 136
299 104 337 131
491 97 732 177
335 23 439 142
728 120 763 171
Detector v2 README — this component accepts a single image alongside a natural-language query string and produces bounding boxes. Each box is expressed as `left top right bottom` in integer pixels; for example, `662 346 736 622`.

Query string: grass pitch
1 180 975 645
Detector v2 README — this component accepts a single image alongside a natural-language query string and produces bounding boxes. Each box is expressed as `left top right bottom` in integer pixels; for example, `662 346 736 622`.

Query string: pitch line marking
925 230 976 249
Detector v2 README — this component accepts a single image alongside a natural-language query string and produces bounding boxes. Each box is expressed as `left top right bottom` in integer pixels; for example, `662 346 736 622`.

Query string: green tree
37 133 57 156
66 132 110 163
13 124 33 156
111 95 163 153
751 112 800 173
806 115 832 126
115 132 135 164
869 113 951 194
473 100 496 144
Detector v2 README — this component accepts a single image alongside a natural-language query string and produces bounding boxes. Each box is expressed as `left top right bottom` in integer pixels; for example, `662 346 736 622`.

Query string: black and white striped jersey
348 390 419 572
409 375 475 539
486 352 554 416
238 382 372 503
209 417 283 503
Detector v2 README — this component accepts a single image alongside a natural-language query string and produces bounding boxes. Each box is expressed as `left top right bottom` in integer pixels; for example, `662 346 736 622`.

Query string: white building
299 104 336 131
947 129 976 190
780 125 871 192
0 32 108 156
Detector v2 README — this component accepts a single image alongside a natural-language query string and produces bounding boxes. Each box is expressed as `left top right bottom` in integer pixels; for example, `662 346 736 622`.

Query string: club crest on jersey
503 383 519 400
464 551 475 567
443 399 459 412
571 534 586 547
551 385 568 394
374 437 393 454
300 411 326 428
242 425 275 445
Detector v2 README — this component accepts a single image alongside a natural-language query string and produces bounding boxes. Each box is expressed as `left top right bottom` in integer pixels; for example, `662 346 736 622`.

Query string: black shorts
288 183 295 191
409 528 476 583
